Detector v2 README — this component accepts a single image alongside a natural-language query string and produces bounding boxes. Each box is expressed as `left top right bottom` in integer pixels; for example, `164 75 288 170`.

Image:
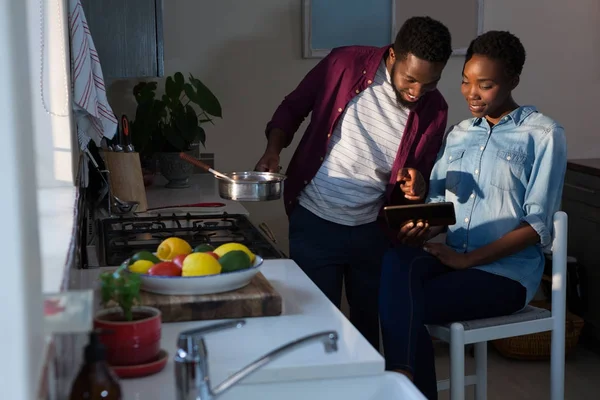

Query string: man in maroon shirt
254 17 452 349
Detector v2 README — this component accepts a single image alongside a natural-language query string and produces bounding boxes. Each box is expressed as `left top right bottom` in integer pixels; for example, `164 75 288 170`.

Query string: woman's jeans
379 246 526 399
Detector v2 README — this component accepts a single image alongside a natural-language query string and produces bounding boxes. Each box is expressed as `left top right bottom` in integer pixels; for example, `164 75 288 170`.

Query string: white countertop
38 186 77 293
68 173 388 397
143 174 249 216
120 260 385 399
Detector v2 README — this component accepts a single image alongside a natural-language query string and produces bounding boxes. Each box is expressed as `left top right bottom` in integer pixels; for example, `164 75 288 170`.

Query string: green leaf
174 72 184 87
163 124 187 151
189 73 222 118
165 76 179 100
132 94 166 155
133 82 146 100
185 105 198 128
155 100 167 119
98 265 141 321
133 81 157 104
196 126 206 147
171 108 187 133
173 72 185 96
99 273 114 306
161 94 171 107
183 83 198 103
131 72 221 157
172 105 198 143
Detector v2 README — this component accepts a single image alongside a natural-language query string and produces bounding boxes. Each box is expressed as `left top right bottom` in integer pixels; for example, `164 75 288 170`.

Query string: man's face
389 51 446 109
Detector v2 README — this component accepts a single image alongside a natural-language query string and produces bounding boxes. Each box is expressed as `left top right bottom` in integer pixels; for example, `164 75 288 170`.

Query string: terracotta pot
94 306 162 366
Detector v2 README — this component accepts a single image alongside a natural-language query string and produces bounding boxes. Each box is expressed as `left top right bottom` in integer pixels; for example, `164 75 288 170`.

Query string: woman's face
461 54 516 122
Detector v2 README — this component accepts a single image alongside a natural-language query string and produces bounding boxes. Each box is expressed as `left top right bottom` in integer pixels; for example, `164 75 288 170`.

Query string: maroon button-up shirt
265 45 448 220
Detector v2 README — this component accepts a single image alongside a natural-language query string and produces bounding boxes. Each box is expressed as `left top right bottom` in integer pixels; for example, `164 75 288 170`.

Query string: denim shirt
427 106 567 304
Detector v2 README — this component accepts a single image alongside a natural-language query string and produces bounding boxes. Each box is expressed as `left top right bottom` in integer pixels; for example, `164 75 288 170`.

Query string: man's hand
397 168 426 201
254 150 280 173
423 243 472 270
397 220 430 247
255 129 287 172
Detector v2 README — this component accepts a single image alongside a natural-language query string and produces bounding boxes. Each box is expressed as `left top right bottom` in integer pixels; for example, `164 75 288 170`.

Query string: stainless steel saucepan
179 153 286 201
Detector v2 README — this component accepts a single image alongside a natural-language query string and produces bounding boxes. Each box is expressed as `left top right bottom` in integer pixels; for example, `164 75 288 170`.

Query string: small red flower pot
94 306 162 366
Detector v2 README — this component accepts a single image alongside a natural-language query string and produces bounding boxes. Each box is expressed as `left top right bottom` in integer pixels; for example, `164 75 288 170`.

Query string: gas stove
89 212 284 267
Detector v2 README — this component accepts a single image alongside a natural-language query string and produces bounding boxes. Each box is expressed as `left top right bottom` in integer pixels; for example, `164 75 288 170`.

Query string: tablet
383 202 456 229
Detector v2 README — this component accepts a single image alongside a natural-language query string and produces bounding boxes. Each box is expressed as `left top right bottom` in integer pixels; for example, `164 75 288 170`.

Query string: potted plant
131 72 222 188
94 264 162 366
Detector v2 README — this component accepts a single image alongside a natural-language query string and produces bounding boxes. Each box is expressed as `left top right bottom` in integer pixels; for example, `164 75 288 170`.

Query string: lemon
182 253 222 276
156 237 192 261
213 243 255 263
128 259 155 274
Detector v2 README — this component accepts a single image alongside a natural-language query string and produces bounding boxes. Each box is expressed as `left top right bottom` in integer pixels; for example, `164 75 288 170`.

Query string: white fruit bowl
138 255 264 296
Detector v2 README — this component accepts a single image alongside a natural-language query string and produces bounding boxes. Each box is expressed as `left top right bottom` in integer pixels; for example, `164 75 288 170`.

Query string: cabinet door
563 169 600 208
81 0 164 78
561 198 600 335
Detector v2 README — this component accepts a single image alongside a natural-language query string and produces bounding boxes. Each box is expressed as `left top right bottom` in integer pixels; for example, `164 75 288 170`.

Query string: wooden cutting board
138 272 282 323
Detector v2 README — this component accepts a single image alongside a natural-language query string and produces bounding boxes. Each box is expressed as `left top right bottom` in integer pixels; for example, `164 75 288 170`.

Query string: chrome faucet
174 320 339 400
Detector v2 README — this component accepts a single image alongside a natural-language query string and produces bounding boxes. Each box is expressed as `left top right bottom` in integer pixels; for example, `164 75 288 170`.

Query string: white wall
0 0 76 397
0 0 46 399
107 0 600 254
31 0 76 188
484 0 600 158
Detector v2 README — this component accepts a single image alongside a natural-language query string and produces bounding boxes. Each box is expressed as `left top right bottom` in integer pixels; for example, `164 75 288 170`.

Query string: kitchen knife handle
121 115 131 146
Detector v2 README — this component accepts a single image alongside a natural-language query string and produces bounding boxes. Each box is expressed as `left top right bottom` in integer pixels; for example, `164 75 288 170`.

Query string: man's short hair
465 30 526 78
393 16 453 64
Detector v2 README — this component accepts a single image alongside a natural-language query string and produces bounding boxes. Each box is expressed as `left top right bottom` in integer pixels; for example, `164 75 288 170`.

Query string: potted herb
94 264 162 366
131 72 222 188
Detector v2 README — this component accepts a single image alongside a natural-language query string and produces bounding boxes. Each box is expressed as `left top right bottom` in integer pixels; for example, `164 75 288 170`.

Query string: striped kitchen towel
68 0 117 149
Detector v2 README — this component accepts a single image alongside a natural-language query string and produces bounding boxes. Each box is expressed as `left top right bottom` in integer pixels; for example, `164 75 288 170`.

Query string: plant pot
157 150 195 188
94 306 162 366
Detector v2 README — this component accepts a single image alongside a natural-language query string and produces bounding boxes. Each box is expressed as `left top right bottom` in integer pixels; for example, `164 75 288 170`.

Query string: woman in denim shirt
378 31 567 399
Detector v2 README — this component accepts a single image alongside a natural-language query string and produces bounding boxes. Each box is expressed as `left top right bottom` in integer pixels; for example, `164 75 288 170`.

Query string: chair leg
474 342 487 400
551 328 565 400
450 323 466 400
550 210 567 400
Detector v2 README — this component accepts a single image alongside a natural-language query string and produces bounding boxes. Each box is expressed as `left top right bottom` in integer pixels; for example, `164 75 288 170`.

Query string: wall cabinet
561 160 600 343
81 0 164 78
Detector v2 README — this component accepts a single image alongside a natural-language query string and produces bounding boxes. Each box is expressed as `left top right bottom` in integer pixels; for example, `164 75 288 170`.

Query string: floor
433 341 600 400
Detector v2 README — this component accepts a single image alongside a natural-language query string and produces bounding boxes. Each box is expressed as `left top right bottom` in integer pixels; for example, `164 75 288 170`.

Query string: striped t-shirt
298 61 409 226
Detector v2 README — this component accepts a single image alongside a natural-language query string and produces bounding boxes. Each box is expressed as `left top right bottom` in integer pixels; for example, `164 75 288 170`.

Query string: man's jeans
289 205 391 350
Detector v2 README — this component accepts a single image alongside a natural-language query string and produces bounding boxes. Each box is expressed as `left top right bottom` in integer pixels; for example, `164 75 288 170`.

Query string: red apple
207 252 219 260
172 254 187 269
148 261 182 276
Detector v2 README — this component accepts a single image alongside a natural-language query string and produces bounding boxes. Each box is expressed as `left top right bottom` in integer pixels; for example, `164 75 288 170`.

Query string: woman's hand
423 243 472 270
397 220 430 247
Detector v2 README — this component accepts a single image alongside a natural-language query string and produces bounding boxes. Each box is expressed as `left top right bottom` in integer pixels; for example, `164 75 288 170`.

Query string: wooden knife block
103 151 148 212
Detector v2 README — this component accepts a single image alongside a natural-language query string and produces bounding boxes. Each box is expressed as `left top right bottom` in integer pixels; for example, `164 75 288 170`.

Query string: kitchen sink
218 372 426 400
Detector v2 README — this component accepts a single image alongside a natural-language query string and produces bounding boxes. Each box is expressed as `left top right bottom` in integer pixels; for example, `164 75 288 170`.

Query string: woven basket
492 300 585 360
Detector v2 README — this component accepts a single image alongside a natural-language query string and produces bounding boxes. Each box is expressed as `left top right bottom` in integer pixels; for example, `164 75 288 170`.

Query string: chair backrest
551 211 568 322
